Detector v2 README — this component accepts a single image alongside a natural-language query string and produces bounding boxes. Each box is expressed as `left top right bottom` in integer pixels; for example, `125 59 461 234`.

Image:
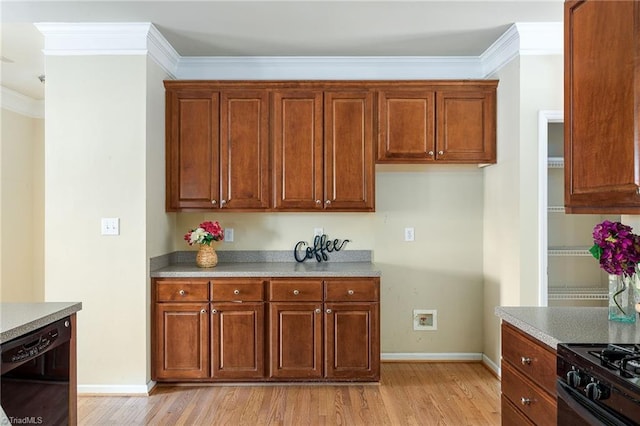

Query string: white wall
44 55 152 390
175 164 485 355
0 108 44 302
483 55 563 367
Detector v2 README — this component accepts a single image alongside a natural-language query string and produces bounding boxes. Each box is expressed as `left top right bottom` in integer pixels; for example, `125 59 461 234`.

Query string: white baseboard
482 354 501 377
78 381 156 395
381 352 483 362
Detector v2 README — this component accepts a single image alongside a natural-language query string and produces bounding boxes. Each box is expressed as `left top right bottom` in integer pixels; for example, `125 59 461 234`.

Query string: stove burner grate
589 344 640 379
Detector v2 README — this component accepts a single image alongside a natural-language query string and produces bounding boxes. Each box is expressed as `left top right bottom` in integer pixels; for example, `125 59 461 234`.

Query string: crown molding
33 21 562 83
34 22 179 77
1 86 44 118
481 22 562 77
177 56 484 80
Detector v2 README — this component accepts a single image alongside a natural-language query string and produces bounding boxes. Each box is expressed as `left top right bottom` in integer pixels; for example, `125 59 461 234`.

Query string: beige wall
0 107 44 302
176 164 485 354
483 55 563 368
44 55 157 389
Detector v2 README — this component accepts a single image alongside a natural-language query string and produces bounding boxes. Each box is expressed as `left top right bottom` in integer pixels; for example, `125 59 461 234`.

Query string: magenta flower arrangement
589 220 640 276
184 221 224 246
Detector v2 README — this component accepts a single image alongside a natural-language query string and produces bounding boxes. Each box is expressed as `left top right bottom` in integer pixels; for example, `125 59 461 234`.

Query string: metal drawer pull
438 150 444 155
293 289 300 295
200 309 207 314
428 150 434 156
179 290 186 296
520 397 532 406
211 200 217 205
315 308 321 314
521 357 532 365
233 289 240 295
211 309 218 314
326 309 332 314
347 289 354 295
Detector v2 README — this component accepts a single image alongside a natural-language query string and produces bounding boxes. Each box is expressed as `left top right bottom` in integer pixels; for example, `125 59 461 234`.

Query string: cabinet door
272 90 324 210
154 303 209 379
324 91 375 211
377 90 436 162
220 90 270 209
211 302 265 379
324 302 379 380
269 302 323 379
166 90 219 210
564 0 640 213
435 89 496 163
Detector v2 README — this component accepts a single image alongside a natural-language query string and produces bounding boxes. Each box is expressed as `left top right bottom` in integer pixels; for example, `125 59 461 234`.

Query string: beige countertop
0 302 82 344
495 306 640 349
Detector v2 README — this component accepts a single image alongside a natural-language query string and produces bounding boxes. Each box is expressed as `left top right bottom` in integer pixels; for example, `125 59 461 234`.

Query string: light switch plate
314 227 324 237
404 227 415 241
101 218 119 236
225 228 234 242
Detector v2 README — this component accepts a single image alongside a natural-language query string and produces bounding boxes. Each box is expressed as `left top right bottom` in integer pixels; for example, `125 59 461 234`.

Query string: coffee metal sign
294 234 350 263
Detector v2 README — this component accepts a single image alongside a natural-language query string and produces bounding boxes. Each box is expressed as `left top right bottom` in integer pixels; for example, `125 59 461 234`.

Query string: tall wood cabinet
564 0 640 213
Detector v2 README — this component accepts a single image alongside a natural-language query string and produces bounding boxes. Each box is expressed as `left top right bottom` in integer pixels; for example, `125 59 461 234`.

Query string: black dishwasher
1 316 72 425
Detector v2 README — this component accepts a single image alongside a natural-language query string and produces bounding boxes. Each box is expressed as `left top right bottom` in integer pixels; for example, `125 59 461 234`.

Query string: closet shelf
548 287 608 300
548 157 564 168
548 247 592 256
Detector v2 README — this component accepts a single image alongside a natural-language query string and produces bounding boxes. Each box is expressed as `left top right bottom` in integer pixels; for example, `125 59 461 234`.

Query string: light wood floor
78 363 501 425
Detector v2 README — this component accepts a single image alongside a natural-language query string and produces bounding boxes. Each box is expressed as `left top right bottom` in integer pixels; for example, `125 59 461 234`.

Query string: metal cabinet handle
315 308 321 314
521 357 532 365
179 290 186 296
233 289 240 295
220 200 227 207
211 309 218 314
293 289 300 295
520 397 532 406
438 150 444 155
315 200 321 205
326 309 332 314
347 289 354 295
325 200 331 206
211 200 217 205
428 150 434 156
200 309 207 314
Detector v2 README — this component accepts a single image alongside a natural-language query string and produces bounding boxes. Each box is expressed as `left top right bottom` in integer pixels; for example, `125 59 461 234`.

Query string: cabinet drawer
324 278 379 302
501 394 535 426
501 362 556 425
156 280 209 302
501 323 556 395
211 279 265 301
268 279 323 301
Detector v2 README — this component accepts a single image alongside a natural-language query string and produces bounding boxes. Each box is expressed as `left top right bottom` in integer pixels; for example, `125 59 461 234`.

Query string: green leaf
589 244 602 260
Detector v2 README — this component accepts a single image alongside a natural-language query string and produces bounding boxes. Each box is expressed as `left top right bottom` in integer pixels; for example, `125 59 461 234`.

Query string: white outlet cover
225 228 234 242
314 227 324 237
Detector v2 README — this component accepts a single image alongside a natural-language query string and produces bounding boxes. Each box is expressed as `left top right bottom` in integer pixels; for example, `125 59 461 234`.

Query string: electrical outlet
224 228 234 242
404 227 415 241
101 218 119 236
413 309 437 331
314 227 324 237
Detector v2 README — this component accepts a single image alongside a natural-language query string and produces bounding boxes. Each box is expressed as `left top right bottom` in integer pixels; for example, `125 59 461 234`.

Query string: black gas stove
557 343 640 425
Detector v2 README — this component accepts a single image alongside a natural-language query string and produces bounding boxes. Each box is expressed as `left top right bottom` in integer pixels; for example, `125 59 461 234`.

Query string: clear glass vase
608 274 637 323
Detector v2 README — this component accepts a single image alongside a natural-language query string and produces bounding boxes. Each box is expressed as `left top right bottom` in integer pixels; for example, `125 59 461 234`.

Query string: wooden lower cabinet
153 276 380 382
269 302 323 379
211 302 264 379
500 322 557 425
325 302 379 380
154 302 209 380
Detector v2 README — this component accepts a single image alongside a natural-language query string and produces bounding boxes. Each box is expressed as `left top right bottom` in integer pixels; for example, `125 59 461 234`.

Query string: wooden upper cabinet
220 91 270 210
377 90 436 162
436 89 496 163
324 91 375 211
165 83 269 211
376 83 497 164
272 89 375 212
166 90 219 210
564 0 640 213
272 90 324 210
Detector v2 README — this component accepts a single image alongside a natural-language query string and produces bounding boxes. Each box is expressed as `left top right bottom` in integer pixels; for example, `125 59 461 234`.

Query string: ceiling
1 0 563 100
